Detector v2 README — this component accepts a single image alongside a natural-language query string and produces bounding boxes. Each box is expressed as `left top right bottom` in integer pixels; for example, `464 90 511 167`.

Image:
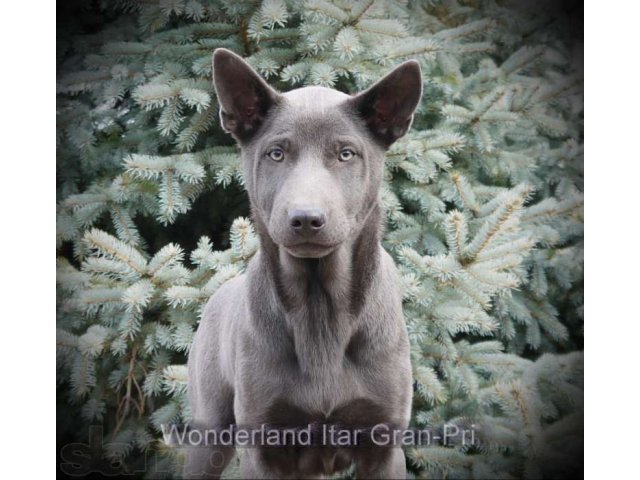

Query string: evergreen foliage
57 1 583 478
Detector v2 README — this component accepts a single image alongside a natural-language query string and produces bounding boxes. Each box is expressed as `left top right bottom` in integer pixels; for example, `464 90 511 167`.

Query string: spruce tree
57 1 583 478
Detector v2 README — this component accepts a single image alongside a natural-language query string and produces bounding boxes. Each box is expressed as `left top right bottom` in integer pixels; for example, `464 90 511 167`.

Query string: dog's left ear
348 60 422 148
212 48 280 143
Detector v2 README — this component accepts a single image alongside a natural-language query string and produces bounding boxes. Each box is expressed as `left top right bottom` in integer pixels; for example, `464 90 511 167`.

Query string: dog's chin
282 242 340 259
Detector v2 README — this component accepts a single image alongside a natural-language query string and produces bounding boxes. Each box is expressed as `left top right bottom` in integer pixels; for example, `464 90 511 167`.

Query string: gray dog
183 48 422 479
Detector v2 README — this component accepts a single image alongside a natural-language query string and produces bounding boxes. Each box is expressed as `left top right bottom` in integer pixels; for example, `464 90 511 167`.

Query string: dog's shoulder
378 245 402 288
190 272 248 384
200 272 247 325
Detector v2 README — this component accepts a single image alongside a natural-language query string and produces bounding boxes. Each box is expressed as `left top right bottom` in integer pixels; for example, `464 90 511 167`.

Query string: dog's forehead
269 86 360 140
281 86 350 114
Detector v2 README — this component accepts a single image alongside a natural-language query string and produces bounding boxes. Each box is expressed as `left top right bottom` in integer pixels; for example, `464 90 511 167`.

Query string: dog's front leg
356 447 406 479
240 448 327 480
238 448 282 479
182 444 235 479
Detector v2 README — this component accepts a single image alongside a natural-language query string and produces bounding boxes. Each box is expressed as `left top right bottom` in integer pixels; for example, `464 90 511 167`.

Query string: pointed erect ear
348 60 422 148
212 48 280 143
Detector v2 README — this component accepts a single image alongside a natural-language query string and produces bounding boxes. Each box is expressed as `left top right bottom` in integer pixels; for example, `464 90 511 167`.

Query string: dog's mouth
283 242 339 258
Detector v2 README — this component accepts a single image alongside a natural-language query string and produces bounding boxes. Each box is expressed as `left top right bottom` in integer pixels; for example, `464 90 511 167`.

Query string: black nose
288 208 326 233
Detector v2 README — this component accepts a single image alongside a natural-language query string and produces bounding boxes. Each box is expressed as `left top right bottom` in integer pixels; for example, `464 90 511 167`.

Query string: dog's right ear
212 48 280 143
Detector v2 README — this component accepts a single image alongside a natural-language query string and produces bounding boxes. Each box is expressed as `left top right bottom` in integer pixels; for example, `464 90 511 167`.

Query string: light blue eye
268 148 284 162
339 149 355 162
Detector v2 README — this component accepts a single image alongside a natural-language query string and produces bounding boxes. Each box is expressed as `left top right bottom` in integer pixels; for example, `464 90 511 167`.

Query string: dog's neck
251 203 383 375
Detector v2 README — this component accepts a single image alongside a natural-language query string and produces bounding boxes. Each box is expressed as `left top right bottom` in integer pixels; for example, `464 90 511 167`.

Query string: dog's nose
288 208 326 233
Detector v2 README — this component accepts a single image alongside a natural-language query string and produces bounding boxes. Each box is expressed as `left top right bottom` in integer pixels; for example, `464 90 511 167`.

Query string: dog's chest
261 289 389 412
263 392 393 430
257 394 395 476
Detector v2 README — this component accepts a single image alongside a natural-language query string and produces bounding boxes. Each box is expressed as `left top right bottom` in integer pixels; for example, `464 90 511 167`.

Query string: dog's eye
338 148 356 162
267 148 284 162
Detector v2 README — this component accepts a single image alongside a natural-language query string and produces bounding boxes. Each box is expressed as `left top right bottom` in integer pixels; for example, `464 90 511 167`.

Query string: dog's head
213 49 422 258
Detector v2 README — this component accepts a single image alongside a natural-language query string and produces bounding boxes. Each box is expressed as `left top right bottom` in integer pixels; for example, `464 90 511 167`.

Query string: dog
183 48 422 479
